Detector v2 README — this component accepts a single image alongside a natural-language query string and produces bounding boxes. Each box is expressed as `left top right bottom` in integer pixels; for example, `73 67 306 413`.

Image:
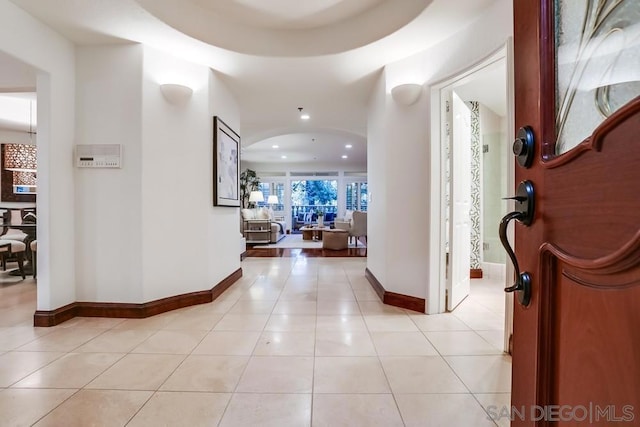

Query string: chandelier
4 144 37 172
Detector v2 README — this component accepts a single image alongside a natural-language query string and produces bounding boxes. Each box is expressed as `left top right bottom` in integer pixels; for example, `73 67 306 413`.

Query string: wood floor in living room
245 233 366 258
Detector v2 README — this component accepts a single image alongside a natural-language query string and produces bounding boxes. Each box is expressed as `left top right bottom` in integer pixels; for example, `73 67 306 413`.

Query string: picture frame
213 116 240 207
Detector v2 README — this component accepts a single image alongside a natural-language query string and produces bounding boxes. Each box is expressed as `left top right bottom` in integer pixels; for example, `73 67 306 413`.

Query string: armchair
335 210 367 246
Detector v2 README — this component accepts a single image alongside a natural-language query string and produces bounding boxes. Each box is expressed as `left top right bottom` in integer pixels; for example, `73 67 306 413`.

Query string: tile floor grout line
309 256 320 427
28 387 83 426
0 257 512 425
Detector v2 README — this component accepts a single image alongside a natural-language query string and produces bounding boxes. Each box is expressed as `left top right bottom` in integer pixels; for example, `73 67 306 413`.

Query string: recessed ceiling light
345 144 352 149
298 107 310 120
281 155 287 159
272 145 279 149
341 155 348 159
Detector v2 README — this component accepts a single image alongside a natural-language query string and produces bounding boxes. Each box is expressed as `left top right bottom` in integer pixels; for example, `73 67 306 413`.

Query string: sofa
293 211 336 230
241 208 286 243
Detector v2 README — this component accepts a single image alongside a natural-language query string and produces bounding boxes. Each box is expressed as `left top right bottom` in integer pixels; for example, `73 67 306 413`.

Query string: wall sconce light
391 83 423 106
4 143 37 172
160 83 193 105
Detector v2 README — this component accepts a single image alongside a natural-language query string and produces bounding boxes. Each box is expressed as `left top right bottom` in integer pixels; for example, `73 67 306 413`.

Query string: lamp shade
391 83 423 106
267 195 279 204
4 143 37 172
249 191 264 203
160 83 193 105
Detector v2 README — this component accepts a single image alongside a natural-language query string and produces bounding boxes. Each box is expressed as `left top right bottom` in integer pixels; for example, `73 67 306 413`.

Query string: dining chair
0 240 26 279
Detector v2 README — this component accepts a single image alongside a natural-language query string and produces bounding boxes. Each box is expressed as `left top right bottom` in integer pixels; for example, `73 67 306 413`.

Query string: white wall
0 0 76 310
480 103 507 264
141 47 240 301
367 72 389 287
75 44 144 302
75 44 242 304
206 69 242 288
367 0 513 310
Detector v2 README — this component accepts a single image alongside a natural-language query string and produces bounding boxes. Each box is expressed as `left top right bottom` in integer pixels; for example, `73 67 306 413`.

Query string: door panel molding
536 248 640 417
543 97 640 168
541 230 640 276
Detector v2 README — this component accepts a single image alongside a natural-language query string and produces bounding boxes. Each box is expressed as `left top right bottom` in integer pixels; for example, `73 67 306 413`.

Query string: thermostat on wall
76 144 122 168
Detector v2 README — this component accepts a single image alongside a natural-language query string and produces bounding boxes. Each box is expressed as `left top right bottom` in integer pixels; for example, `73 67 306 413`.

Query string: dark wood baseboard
365 268 425 313
470 268 483 278
33 268 243 327
240 251 248 261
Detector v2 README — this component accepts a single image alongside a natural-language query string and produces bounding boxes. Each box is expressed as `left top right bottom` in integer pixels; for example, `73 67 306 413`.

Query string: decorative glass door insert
555 0 640 153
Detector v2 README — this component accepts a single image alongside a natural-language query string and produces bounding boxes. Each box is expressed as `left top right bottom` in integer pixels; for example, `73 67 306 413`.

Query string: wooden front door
511 1 640 426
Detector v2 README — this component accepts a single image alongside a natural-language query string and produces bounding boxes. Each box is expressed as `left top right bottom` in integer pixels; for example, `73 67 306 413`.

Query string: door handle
499 180 534 306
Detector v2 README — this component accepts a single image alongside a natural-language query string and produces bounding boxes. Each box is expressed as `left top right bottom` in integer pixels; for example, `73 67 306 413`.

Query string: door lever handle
499 180 534 306
502 195 528 203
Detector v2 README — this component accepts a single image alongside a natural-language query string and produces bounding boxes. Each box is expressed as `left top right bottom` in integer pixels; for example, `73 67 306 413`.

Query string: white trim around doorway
427 40 515 353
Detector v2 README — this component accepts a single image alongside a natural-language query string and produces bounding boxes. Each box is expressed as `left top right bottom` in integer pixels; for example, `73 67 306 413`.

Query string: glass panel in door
555 0 640 154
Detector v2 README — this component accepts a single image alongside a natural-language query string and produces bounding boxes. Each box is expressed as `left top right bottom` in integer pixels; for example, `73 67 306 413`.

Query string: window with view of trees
291 179 338 218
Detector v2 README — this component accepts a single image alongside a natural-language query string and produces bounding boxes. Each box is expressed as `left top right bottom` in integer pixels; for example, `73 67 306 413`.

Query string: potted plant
239 169 260 209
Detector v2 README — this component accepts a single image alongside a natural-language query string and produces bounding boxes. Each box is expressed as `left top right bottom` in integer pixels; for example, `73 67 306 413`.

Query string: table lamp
249 191 264 216
267 195 278 219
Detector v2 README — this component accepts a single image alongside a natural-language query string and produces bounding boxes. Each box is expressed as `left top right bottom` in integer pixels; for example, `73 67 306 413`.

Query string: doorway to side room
430 44 515 352
0 51 39 326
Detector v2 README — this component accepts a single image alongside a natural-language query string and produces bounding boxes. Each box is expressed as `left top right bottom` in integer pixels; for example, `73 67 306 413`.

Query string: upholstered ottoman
322 229 348 250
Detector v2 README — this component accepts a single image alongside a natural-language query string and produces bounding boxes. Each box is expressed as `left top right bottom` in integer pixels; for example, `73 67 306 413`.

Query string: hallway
0 257 510 426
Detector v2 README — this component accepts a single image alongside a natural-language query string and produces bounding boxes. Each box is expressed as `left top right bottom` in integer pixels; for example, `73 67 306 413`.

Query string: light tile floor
0 257 511 426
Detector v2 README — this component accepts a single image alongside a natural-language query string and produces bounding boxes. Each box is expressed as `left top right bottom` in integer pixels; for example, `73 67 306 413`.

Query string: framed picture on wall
213 116 241 207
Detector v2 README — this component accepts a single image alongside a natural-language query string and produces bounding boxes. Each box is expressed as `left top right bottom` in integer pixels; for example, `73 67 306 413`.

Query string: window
346 181 367 211
290 179 338 220
256 181 285 211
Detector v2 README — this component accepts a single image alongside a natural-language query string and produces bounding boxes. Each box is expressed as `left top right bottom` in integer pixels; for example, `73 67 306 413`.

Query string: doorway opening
429 43 515 352
0 52 39 326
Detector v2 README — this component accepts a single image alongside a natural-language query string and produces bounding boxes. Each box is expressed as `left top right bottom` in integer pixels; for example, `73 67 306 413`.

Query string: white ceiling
4 0 500 167
454 59 507 117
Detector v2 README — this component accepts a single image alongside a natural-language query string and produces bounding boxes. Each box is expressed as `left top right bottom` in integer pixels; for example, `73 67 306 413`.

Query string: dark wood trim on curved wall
33 268 243 327
365 268 426 313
